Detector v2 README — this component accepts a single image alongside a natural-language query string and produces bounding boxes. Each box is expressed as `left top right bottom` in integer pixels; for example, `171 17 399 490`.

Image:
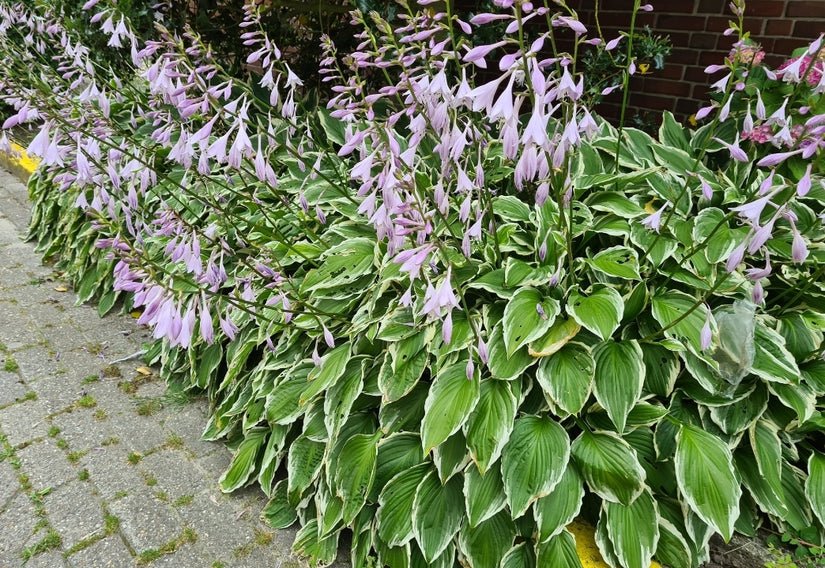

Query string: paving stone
195 447 234 483
0 459 19 510
16 439 77 492
45 481 106 549
160 399 218 457
0 491 39 557
176 492 261 559
0 370 28 406
140 450 204 501
147 543 214 567
8 345 61 382
51 408 118 451
108 488 182 553
64 535 134 568
80 447 147 502
19 550 69 568
108 411 169 455
0 302 43 349
0 398 51 445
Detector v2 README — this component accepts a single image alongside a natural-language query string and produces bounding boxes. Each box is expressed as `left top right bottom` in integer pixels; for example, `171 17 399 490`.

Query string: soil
703 533 777 568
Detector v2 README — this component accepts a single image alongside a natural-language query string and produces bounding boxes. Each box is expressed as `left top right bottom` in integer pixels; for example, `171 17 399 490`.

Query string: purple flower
797 163 813 196
745 251 771 280
714 137 748 162
641 201 670 233
756 149 803 167
726 238 748 273
791 221 809 263
752 280 765 305
442 311 453 345
701 308 713 351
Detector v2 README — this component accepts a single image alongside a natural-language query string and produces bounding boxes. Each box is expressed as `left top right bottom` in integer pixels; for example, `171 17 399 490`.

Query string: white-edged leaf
589 245 641 280
675 424 741 541
604 488 660 568
806 451 825 527
464 461 507 527
499 541 535 568
488 322 536 380
412 470 464 562
457 510 516 568
536 530 584 568
534 465 584 542
567 286 624 340
751 322 800 384
421 361 480 454
286 434 325 504
537 342 594 416
528 317 581 357
592 340 645 433
651 290 707 352
377 463 431 547
501 415 569 517
334 431 381 524
503 288 560 356
260 479 296 529
571 429 646 505
655 518 693 568
301 341 352 403
465 379 517 473
219 427 268 492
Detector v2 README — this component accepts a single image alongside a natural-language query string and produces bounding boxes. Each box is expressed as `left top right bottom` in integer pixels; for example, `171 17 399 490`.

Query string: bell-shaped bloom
641 201 670 233
701 309 713 351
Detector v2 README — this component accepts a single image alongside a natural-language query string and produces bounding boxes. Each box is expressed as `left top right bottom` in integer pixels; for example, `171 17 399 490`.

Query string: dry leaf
54 285 68 292
135 366 152 376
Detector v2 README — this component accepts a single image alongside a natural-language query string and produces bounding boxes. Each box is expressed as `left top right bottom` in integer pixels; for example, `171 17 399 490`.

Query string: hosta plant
1 0 824 567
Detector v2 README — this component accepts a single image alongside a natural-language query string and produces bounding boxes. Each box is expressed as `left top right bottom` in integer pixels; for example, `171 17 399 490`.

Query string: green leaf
528 317 581 357
567 286 624 341
777 313 821 360
749 420 785 505
503 288 560 356
651 143 697 176
651 291 707 352
588 246 641 280
641 343 680 397
537 342 594 416
675 424 741 541
781 462 814 532
374 432 426 498
302 342 352 403
587 192 646 218
493 195 532 223
536 531 584 568
465 379 517 473
751 322 800 384
433 430 470 482
260 479 297 529
218 427 267 492
334 431 381 524
499 541 535 568
421 360 480 454
293 519 338 565
603 488 660 568
301 238 377 293
736 452 787 518
318 108 347 146
488 323 536 380
324 359 364 439
457 510 517 568
287 434 325 504
501 415 570 517
805 451 825 527
464 461 507 527
571 429 645 505
196 343 224 390
592 340 645 433
692 208 737 264
378 463 431 547
768 382 816 423
265 368 311 425
412 470 464 562
659 111 691 153
258 424 288 496
534 465 584 542
655 518 692 568
379 331 431 403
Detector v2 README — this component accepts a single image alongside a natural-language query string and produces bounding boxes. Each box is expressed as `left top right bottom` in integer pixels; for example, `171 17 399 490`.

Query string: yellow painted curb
1 140 39 181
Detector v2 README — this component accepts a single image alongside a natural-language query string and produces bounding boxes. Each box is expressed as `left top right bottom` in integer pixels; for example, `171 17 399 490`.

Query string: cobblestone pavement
0 166 343 567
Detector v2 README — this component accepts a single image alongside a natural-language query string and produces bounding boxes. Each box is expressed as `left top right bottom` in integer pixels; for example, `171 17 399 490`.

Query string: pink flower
701 309 713 351
641 201 669 233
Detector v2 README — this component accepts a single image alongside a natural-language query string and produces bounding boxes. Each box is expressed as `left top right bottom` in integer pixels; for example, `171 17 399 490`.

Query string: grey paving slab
0 369 28 406
45 481 106 549
139 450 204 501
0 459 19 510
64 535 134 568
8 345 61 381
0 491 39 557
108 488 182 553
19 550 69 568
51 407 119 451
0 398 51 445
16 439 77 492
80 447 148 502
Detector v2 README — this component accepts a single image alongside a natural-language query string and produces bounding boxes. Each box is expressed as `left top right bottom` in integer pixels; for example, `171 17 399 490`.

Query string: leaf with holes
588 246 641 280
502 287 560 357
537 342 594 416
567 286 624 341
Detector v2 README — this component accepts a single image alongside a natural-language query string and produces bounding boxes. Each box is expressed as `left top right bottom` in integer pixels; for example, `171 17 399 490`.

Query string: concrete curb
0 144 661 568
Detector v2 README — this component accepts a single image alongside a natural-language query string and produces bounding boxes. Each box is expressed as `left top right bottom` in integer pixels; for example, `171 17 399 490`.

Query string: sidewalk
0 166 327 567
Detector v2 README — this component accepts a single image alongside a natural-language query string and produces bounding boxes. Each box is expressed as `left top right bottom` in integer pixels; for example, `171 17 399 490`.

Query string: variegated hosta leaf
287 433 326 505
301 341 352 403
503 287 560 356
535 530 584 568
566 285 624 341
457 510 516 568
260 479 296 529
805 451 825 527
571 429 645 505
499 541 535 568
501 415 569 517
293 518 338 565
603 488 660 568
219 426 268 492
333 431 381 524
412 470 464 563
592 339 645 433
464 460 507 528
534 464 584 542
377 463 430 547
421 360 480 454
537 342 594 416
675 424 741 541
465 378 517 473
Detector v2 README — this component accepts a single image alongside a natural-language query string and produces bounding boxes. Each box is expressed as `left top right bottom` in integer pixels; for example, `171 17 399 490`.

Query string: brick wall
566 0 825 123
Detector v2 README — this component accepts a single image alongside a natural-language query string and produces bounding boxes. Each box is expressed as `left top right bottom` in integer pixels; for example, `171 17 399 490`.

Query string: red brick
697 0 727 14
698 50 729 66
639 77 692 96
675 98 701 117
786 1 825 18
657 63 686 80
793 20 825 40
631 93 679 111
656 14 707 30
684 66 715 83
745 1 787 17
765 19 794 36
774 37 813 55
706 16 738 32
670 47 700 65
690 32 718 49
